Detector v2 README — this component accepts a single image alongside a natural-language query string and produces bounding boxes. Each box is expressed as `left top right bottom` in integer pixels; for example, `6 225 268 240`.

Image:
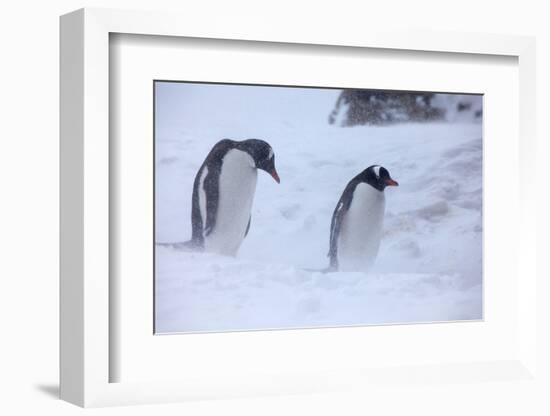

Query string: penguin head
239 139 280 183
363 165 398 191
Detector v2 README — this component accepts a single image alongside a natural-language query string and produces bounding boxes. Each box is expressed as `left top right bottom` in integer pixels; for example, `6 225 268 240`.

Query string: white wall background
0 0 548 414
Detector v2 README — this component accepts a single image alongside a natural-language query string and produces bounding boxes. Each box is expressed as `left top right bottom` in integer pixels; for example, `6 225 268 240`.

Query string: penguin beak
384 178 399 186
269 168 281 184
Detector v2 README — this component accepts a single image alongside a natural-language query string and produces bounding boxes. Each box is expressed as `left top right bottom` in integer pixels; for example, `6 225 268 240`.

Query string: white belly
337 183 385 272
204 149 258 256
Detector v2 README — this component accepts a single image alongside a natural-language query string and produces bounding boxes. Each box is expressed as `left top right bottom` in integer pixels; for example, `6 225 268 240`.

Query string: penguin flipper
328 191 353 270
203 165 221 237
328 203 342 267
244 215 251 238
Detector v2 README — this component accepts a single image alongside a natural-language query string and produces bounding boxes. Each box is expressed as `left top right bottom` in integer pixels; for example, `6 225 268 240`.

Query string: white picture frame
60 7 538 407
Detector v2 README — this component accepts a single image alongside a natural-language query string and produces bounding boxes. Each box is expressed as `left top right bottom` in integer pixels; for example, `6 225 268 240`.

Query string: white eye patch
268 148 274 159
373 166 381 178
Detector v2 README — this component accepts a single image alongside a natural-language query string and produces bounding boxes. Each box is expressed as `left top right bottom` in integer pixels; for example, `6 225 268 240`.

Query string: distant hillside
328 90 482 126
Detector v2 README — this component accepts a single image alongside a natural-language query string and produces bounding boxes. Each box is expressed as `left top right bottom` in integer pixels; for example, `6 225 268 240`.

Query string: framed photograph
60 8 538 407
153 81 483 335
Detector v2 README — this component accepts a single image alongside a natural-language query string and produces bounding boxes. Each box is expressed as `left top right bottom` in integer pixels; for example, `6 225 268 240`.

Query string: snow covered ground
154 82 483 333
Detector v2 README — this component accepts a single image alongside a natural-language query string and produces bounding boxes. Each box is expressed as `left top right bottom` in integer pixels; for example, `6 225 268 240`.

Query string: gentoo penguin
188 139 280 256
327 165 398 272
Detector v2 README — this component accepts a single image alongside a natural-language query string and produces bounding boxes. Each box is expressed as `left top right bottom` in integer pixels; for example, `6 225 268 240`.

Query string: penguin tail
155 240 201 252
302 265 337 274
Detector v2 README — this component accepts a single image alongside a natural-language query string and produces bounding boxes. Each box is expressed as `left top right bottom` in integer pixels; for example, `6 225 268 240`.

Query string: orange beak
270 169 280 184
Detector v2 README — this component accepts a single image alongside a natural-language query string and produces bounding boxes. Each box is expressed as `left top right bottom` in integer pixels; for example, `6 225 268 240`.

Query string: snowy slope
154 82 483 333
